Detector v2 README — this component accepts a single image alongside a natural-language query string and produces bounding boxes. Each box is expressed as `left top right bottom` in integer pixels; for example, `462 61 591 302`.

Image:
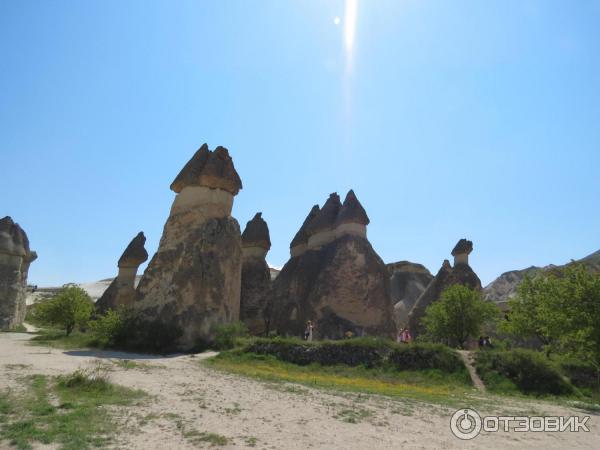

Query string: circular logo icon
450 408 482 440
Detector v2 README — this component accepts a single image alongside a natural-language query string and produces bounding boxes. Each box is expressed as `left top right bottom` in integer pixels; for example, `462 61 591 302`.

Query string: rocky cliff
484 248 600 307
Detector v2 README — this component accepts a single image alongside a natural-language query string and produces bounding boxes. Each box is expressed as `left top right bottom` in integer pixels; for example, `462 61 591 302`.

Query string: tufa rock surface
0 217 37 330
240 213 272 335
407 239 482 337
387 261 434 327
96 232 148 314
134 145 243 350
271 190 396 339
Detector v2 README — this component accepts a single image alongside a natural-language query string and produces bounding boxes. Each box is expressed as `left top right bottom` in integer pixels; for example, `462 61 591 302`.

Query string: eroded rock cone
0 216 37 330
96 232 148 314
271 190 396 339
240 213 272 335
135 145 243 350
407 239 482 337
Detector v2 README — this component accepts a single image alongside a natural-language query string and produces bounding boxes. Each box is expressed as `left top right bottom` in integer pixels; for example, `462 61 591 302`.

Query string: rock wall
0 217 36 330
387 261 433 327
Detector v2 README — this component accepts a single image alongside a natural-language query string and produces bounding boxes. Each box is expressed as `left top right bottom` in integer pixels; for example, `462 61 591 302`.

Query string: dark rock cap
290 205 320 248
0 216 31 257
451 239 473 256
334 189 370 227
170 144 243 195
242 213 271 250
118 232 149 268
306 193 342 235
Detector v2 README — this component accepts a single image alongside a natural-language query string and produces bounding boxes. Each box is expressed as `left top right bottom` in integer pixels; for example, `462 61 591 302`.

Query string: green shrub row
475 349 574 396
244 337 465 372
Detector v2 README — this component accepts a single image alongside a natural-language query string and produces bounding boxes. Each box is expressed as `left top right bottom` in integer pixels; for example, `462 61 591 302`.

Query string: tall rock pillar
135 144 243 349
240 213 272 335
96 232 148 314
0 217 37 330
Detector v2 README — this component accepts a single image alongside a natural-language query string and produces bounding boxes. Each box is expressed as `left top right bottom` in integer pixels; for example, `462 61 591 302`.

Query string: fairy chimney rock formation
272 189 396 340
306 193 341 249
334 189 369 238
135 144 243 349
452 238 473 266
407 240 482 337
241 213 271 259
96 232 148 314
240 213 272 334
290 205 320 258
0 217 37 330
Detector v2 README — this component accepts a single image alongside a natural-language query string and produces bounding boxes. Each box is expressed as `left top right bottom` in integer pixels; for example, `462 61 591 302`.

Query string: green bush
556 358 599 390
475 349 574 396
89 308 183 354
30 285 93 335
389 343 464 372
89 309 125 347
214 321 249 350
244 337 464 372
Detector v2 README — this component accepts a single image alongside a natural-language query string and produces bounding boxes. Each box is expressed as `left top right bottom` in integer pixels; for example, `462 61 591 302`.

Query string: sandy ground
1 332 598 450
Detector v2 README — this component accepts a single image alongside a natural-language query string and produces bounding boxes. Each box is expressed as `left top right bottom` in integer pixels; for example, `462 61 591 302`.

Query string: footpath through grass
206 351 477 407
0 367 146 450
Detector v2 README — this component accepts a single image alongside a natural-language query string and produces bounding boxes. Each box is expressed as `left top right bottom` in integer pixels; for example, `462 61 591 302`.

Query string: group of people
478 335 494 348
303 321 414 344
396 328 412 344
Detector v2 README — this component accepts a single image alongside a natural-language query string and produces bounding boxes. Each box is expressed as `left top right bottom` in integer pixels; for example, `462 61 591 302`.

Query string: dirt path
1 332 598 449
458 350 486 393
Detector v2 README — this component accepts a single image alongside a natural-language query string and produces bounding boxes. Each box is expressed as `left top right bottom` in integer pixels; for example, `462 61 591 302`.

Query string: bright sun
333 16 341 25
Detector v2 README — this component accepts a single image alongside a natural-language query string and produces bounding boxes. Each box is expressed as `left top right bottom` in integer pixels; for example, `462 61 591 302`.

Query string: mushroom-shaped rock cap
290 205 320 248
242 213 271 250
0 216 31 257
170 144 243 195
451 239 473 256
306 193 342 235
334 189 370 226
118 232 149 268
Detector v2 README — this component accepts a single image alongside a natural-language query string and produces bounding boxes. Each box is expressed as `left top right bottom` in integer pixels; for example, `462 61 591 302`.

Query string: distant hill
484 249 600 307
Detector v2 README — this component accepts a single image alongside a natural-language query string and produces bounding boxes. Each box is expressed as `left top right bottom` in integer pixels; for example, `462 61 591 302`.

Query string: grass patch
205 351 474 407
28 328 99 350
178 422 229 447
0 366 146 449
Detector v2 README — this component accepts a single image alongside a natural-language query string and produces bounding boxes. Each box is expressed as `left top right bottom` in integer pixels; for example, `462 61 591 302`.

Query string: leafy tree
34 285 93 336
502 263 600 378
422 284 500 348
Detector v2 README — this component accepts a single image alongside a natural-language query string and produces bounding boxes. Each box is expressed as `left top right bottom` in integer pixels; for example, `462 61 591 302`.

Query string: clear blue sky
1 0 599 287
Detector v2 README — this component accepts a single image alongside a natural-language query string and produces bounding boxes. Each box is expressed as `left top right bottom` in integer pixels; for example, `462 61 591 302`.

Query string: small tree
34 285 93 336
422 284 500 348
502 263 600 381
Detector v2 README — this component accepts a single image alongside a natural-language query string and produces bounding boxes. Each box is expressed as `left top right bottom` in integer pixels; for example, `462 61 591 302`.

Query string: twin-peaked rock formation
240 213 272 335
135 145 243 349
95 232 148 314
0 217 37 330
271 190 396 339
407 239 482 337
